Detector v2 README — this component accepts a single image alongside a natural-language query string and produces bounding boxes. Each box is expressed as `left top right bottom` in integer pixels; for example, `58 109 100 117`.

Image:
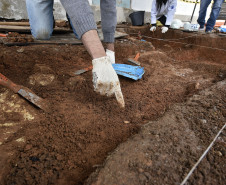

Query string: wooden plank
1 30 128 46
0 25 72 33
98 30 128 40
0 22 30 26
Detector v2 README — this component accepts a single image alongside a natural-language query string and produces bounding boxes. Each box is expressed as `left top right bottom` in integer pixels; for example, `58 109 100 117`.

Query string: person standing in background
197 0 224 33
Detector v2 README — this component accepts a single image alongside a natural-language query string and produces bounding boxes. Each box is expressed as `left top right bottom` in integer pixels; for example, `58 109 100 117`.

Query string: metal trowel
0 73 49 111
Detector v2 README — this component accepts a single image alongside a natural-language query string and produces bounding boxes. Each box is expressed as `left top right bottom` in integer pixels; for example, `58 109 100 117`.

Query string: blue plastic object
219 26 226 33
112 64 145 80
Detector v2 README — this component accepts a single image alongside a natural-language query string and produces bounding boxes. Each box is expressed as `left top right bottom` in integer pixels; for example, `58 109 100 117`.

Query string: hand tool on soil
0 73 49 111
113 64 145 80
127 53 141 66
73 63 145 80
0 33 7 37
73 65 93 75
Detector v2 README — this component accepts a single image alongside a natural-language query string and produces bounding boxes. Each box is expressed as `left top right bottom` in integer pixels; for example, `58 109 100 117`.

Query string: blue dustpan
112 64 145 80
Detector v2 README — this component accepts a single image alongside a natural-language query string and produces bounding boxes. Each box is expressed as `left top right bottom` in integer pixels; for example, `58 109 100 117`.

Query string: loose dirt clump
7 32 34 43
0 27 225 184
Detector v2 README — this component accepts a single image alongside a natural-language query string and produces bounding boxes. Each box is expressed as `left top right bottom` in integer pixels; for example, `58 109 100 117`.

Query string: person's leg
26 0 54 40
197 0 212 28
206 0 224 31
60 0 104 59
100 0 117 51
158 15 167 26
60 0 124 107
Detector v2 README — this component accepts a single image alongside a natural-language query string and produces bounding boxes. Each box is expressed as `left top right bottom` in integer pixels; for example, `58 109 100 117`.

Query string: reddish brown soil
86 80 226 185
7 32 34 43
0 27 225 185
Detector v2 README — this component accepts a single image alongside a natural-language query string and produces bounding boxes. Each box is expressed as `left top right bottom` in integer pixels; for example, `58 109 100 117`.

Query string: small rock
17 48 24 53
200 119 207 124
124 121 130 124
215 151 222 157
25 144 32 151
146 160 152 167
195 82 200 89
138 168 144 173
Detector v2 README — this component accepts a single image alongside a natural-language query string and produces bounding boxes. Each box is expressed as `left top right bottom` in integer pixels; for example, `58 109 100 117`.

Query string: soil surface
86 80 226 185
0 27 225 185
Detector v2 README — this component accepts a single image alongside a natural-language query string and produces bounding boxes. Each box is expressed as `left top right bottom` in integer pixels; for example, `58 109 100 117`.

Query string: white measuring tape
179 0 226 4
180 124 226 185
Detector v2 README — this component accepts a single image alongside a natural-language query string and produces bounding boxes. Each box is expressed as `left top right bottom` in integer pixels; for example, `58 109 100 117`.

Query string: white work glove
106 49 115 64
92 56 125 108
161 26 169 33
150 26 156 32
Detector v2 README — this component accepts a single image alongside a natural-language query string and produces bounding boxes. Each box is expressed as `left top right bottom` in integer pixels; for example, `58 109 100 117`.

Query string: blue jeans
26 0 78 40
197 0 224 31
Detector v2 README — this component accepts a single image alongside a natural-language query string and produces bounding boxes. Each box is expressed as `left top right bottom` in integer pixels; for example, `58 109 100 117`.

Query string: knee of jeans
34 28 52 40
213 2 222 9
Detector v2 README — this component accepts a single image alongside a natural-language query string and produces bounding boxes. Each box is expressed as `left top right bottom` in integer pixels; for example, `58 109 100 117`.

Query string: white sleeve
151 0 157 25
165 0 177 26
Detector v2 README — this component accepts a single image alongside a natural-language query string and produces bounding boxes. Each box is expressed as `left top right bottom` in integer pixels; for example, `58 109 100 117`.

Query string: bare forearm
82 30 106 59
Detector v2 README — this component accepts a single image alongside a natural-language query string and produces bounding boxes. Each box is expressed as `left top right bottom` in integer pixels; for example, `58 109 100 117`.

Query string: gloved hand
92 56 125 108
161 26 169 33
150 26 156 32
106 49 115 64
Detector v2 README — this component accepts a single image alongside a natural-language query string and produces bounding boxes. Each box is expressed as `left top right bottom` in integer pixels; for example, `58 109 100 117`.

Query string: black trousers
158 15 167 26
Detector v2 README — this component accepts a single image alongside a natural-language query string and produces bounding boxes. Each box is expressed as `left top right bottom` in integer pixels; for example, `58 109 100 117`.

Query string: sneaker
199 27 205 32
205 30 212 34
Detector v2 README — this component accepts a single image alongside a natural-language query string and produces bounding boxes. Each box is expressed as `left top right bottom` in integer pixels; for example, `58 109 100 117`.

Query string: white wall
131 0 212 23
54 0 92 4
0 0 211 23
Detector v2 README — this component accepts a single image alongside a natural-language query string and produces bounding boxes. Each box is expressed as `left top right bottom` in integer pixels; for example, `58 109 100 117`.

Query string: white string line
180 123 226 185
131 32 225 41
147 33 198 41
130 33 226 52
0 32 199 41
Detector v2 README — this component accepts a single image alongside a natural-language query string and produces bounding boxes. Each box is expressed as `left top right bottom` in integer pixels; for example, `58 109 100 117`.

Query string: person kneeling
150 0 177 33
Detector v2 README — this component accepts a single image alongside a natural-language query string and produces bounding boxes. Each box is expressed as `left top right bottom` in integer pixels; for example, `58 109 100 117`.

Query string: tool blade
127 58 141 66
73 69 87 75
18 88 49 111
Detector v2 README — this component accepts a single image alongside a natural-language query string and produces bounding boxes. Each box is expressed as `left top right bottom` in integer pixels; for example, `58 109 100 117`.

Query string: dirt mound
86 80 226 185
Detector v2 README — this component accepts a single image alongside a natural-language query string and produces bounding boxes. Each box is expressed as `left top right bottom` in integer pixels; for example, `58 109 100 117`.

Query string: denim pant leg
26 0 54 40
100 0 117 43
206 0 224 31
197 0 212 28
